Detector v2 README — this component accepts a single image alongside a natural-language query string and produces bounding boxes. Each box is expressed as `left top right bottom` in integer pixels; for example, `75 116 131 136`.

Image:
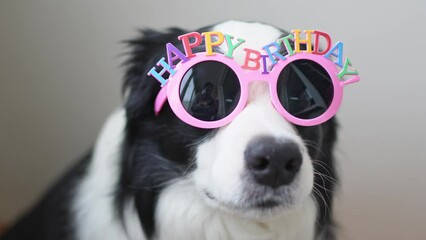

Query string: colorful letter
260 55 270 74
324 41 344 67
202 31 225 56
147 57 176 87
178 32 203 58
312 30 332 55
224 34 245 58
242 48 261 70
293 30 314 53
277 34 295 56
166 43 188 68
262 42 286 65
338 58 359 79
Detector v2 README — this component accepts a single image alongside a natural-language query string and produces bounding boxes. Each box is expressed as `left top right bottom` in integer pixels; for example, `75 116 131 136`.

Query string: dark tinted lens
179 61 240 121
277 59 334 120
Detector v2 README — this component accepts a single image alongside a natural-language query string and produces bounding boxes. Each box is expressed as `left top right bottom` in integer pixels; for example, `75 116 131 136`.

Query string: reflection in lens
277 59 334 120
179 61 240 122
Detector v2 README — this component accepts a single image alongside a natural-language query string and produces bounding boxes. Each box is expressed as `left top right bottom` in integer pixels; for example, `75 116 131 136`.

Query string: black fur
1 24 338 240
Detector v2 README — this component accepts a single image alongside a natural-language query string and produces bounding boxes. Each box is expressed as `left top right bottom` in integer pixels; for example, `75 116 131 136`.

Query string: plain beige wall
1 0 425 239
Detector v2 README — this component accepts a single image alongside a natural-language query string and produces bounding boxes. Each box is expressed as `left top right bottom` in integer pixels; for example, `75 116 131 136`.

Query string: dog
1 20 339 240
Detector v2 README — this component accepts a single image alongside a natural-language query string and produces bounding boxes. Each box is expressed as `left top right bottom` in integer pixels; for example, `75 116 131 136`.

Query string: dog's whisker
312 186 331 223
312 160 335 179
313 169 339 186
313 170 329 191
313 182 335 195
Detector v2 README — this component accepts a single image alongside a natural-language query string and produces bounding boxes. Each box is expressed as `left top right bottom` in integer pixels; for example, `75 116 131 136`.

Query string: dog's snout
244 136 303 188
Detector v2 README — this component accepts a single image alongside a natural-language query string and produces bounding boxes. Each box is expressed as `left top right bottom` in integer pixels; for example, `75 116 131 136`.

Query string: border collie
1 20 338 240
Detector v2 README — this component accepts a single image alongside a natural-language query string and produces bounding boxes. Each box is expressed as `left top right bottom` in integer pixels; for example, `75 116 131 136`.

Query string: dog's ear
123 28 186 125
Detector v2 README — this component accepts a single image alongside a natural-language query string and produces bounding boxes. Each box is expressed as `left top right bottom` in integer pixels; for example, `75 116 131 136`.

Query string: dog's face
194 82 314 217
121 21 337 237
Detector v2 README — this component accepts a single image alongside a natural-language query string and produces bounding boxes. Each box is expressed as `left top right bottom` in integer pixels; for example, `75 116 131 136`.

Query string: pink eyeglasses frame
154 52 359 128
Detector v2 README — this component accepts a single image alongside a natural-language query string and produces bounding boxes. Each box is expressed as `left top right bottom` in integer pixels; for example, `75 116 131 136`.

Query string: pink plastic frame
154 52 359 128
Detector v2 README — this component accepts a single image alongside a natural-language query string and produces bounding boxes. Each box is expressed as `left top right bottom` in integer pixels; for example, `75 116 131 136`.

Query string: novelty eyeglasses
151 32 360 129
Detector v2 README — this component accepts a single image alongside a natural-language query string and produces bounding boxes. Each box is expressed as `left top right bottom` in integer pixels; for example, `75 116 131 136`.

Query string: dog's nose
244 136 303 188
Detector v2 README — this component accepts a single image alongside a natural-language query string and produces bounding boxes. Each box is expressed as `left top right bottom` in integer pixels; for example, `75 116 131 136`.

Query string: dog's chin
200 187 312 220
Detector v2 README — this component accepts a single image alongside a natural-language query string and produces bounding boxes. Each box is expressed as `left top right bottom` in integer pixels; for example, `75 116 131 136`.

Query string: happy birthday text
148 30 359 86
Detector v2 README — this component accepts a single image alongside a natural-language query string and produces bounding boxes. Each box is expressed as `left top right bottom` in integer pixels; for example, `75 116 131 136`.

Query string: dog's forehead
211 21 283 65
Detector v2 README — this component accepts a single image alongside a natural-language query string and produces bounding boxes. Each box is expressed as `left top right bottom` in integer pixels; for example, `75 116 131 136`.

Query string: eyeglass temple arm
154 87 168 116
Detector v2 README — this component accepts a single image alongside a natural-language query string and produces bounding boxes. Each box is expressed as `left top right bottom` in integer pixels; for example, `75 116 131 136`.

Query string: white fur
188 82 316 239
156 88 317 239
193 82 314 203
155 179 316 240
72 109 144 240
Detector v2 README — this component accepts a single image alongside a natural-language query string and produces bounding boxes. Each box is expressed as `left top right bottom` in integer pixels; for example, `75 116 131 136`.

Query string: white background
1 0 425 239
